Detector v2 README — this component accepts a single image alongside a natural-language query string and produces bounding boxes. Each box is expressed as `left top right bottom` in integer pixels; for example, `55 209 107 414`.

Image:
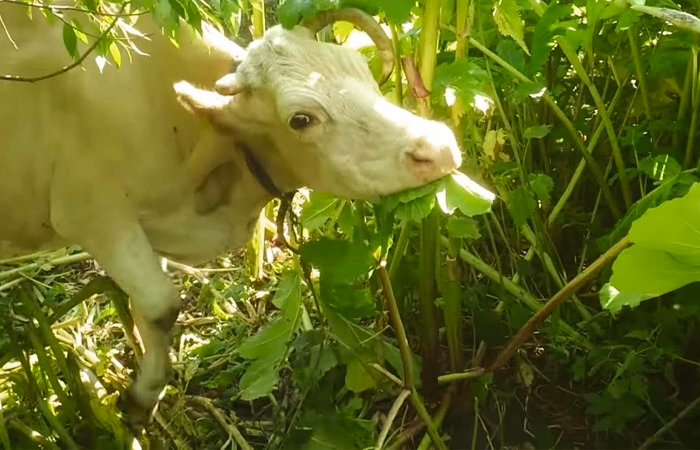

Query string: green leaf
432 59 490 106
506 186 536 227
447 217 481 240
524 124 552 139
599 283 653 313
528 173 554 207
301 193 340 231
239 318 289 360
108 42 121 68
344 357 376 392
62 23 78 59
628 183 700 257
611 245 700 298
394 193 436 221
638 154 681 182
300 238 375 282
493 0 529 54
321 280 376 318
381 0 414 24
437 171 495 216
383 179 442 212
239 353 281 400
530 3 571 76
278 0 336 28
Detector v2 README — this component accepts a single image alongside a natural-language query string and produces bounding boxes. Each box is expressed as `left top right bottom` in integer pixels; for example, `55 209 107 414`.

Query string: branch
0 0 142 17
488 235 631 371
0 2 126 83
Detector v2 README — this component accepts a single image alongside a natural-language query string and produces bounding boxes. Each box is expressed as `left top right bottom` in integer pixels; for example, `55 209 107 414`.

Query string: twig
376 389 411 449
0 0 141 17
489 235 631 371
437 367 485 384
189 396 253 450
0 12 17 49
154 411 188 450
0 3 126 82
637 393 700 450
371 363 403 387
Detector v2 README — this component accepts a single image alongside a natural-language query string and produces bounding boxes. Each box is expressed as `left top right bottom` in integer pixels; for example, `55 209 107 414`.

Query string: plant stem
378 263 414 388
376 389 411 449
250 0 265 39
440 236 588 344
685 49 700 169
409 388 448 450
489 235 631 371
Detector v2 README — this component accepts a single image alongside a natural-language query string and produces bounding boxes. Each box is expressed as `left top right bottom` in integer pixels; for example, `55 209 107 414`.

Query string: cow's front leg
49 164 181 428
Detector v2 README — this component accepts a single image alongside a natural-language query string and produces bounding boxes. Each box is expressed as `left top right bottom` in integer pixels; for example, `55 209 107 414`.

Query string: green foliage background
2 0 700 448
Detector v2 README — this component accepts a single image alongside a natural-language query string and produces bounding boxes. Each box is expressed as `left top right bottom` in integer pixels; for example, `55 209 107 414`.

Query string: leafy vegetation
3 0 700 448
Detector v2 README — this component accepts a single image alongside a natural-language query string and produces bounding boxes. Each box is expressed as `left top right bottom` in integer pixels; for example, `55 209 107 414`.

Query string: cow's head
175 8 462 200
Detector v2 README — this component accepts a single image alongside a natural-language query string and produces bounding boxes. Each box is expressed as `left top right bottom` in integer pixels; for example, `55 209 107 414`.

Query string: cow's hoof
117 387 156 431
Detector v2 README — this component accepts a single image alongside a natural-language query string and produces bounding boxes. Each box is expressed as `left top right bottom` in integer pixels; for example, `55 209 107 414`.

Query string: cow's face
175 24 461 200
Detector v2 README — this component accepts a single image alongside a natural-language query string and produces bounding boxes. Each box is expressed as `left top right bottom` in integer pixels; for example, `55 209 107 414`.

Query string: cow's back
0 2 235 256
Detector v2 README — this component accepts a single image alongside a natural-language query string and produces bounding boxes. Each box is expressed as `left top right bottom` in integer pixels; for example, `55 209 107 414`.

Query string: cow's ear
174 81 232 116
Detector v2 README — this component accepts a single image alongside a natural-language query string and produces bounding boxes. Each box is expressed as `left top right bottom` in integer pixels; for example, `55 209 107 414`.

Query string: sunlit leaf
108 41 121 67
493 0 529 54
524 124 552 139
611 245 700 299
638 154 681 182
437 172 495 216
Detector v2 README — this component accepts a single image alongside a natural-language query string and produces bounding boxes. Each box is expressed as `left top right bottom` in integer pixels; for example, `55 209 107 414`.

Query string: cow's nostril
407 152 434 165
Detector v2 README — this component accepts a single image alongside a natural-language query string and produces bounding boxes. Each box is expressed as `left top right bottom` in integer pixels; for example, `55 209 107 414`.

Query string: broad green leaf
611 245 700 297
437 171 495 216
381 0 414 24
530 3 572 76
299 238 375 281
62 23 78 59
301 192 339 231
239 318 289 359
638 154 681 182
382 179 442 212
493 0 529 54
72 21 88 45
345 357 376 392
528 173 554 206
239 353 281 400
278 0 336 28
394 193 436 221
628 183 700 257
506 186 536 227
272 270 302 322
447 216 481 240
321 280 376 318
524 124 552 139
432 59 490 106
599 283 653 313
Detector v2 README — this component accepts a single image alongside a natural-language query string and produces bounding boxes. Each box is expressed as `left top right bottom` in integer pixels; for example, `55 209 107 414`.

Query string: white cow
0 2 461 426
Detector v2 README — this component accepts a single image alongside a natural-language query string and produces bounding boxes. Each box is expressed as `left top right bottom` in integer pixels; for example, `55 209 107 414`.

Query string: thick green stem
684 50 700 169
409 389 448 450
250 0 265 39
378 263 414 388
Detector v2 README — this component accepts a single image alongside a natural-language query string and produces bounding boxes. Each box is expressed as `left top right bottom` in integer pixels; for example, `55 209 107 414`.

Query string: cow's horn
303 8 394 85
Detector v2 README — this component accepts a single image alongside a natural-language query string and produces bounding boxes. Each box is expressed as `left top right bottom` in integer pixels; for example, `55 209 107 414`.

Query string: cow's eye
288 113 313 130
